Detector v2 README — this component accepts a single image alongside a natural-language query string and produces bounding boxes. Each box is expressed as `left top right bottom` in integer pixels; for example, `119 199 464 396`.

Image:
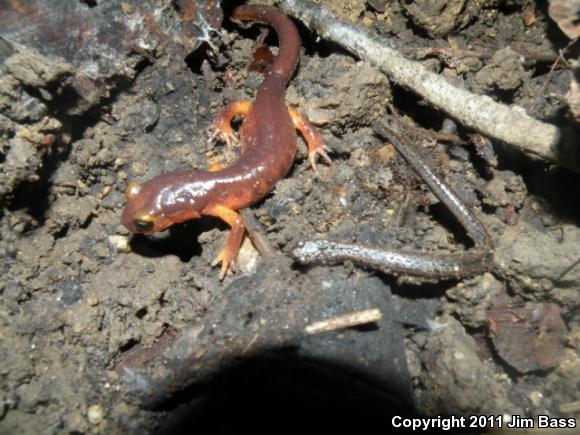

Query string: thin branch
305 309 383 334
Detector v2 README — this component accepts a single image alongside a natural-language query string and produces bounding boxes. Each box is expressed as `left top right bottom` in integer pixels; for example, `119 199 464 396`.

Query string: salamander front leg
208 100 252 150
289 109 332 173
204 204 246 280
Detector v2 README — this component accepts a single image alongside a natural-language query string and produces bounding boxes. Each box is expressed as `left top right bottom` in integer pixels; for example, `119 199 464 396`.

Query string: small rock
473 47 531 93
87 404 104 424
528 391 543 407
418 316 518 415
108 235 131 253
236 237 260 275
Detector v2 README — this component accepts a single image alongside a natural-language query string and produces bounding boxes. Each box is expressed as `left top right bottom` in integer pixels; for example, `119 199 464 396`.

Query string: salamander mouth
133 219 154 232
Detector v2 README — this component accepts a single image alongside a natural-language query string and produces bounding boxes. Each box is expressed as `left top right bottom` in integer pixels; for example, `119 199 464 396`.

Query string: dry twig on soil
305 309 383 334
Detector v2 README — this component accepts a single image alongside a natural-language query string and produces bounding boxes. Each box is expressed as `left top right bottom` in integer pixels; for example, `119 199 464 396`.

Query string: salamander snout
122 174 207 235
122 181 158 234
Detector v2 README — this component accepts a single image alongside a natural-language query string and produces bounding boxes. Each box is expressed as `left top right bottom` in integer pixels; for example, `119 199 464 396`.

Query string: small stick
305 309 383 334
559 400 580 414
241 333 260 355
241 209 276 258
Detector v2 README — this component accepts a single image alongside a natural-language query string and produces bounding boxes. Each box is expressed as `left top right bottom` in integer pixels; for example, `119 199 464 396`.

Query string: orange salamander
122 5 331 279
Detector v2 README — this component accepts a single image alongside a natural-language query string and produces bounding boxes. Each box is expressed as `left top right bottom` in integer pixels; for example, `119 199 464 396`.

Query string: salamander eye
133 211 155 232
125 182 141 200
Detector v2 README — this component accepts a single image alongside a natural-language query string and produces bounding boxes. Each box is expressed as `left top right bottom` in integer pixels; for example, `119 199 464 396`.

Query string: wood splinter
305 308 383 335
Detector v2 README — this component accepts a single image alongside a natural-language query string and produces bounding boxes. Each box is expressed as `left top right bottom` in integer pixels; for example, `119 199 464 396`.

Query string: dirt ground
0 0 579 433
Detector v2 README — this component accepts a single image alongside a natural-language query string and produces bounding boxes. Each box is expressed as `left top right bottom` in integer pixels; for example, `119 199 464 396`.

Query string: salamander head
122 171 211 234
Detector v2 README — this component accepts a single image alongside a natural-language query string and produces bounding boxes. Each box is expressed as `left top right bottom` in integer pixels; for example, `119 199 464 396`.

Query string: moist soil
0 0 578 433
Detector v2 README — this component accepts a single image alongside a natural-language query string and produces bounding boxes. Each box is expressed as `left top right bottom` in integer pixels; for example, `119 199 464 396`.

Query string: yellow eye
133 211 155 231
125 182 141 200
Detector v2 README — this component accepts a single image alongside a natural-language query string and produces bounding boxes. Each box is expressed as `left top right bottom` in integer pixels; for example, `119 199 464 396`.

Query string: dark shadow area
128 216 227 263
388 276 453 299
79 0 98 7
494 141 580 224
151 351 482 435
220 0 270 42
185 43 212 75
428 200 477 247
157 352 414 434
391 86 446 131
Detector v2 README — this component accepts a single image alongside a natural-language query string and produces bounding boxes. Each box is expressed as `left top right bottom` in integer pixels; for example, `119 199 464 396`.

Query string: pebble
87 404 104 424
108 235 131 253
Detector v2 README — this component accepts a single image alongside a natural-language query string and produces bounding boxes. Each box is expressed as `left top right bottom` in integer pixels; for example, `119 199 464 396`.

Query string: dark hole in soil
155 353 422 435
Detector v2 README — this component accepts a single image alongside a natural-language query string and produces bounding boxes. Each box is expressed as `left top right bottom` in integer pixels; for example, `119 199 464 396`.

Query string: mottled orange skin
122 5 330 279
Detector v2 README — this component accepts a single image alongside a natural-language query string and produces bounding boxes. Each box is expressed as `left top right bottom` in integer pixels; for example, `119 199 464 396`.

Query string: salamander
122 5 330 279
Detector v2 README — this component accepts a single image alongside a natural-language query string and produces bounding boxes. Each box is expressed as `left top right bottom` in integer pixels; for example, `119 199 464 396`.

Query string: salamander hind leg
289 109 332 173
204 204 246 280
208 100 252 150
